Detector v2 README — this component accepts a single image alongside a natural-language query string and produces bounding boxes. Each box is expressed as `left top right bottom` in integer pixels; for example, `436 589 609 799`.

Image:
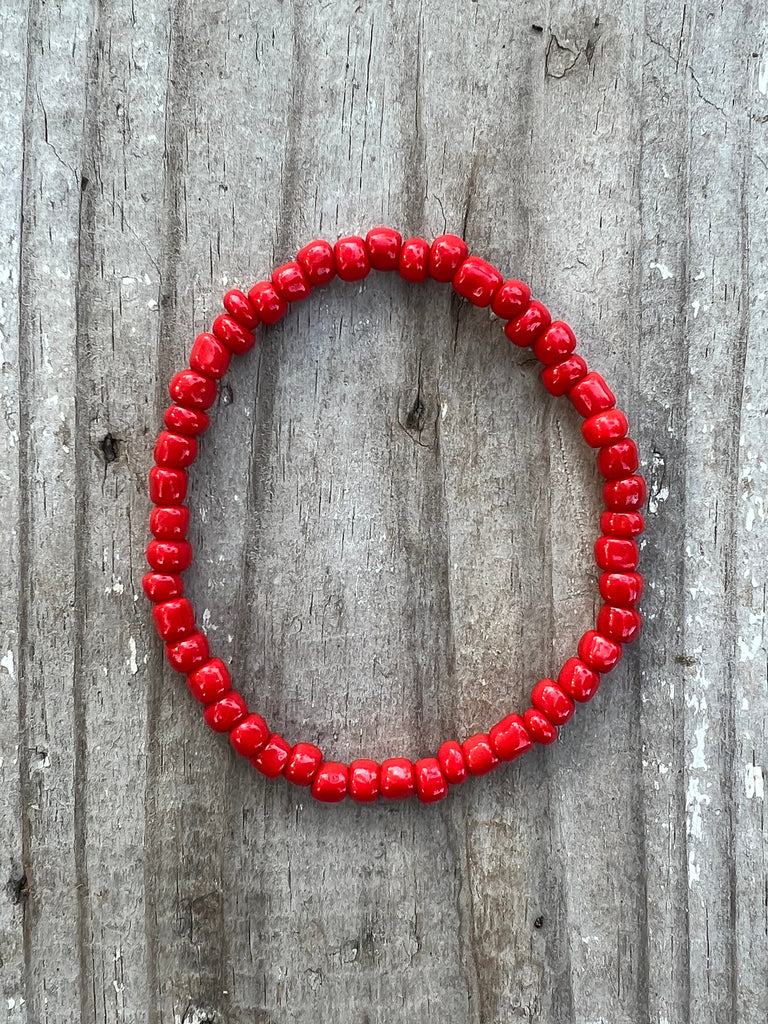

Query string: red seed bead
334 236 370 282
523 707 558 745
167 631 210 674
599 571 644 606
414 758 448 804
595 536 639 571
558 657 601 703
152 597 195 642
579 630 623 672
489 714 534 762
142 572 184 603
569 371 615 417
164 404 210 436
169 369 217 410
154 431 198 469
429 234 468 282
150 506 190 541
453 256 504 306
190 332 232 379
223 289 259 330
148 466 187 506
462 733 500 776
251 734 292 778
541 355 588 397
212 313 256 355
186 655 229 702
597 605 643 643
380 758 416 799
530 678 575 727
204 691 248 732
272 261 311 302
365 226 402 272
601 511 645 538
284 743 323 786
582 410 628 449
438 740 468 784
598 439 639 480
311 761 349 802
230 713 270 757
604 475 647 511
296 239 336 287
349 759 380 803
247 281 287 325
532 321 577 365
146 540 193 573
491 279 531 320
398 237 429 283
505 300 552 347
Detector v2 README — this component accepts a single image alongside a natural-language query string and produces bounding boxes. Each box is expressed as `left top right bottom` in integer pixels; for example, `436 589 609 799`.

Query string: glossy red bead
251 734 292 778
398 237 429 283
429 234 468 282
186 655 229 702
272 261 311 302
349 759 380 802
558 657 601 702
523 707 558 745
146 539 193 573
311 761 349 802
247 281 287 325
152 597 195 642
296 239 336 287
142 572 184 603
414 758 448 804
541 355 588 396
380 758 416 799
223 289 259 330
604 475 647 511
204 691 248 732
167 631 210 673
504 300 552 347
582 409 628 448
569 371 615 417
154 431 198 469
148 466 187 506
212 312 256 355
491 279 531 320
599 571 644 606
437 740 468 784
578 630 623 672
598 439 639 480
600 511 645 538
284 743 323 786
489 714 534 761
229 713 270 757
164 404 210 436
150 505 189 541
595 536 639 571
453 256 504 306
169 369 217 410
334 236 370 282
462 733 500 776
530 678 575 726
597 605 643 643
532 321 577 365
190 332 232 379
365 226 402 271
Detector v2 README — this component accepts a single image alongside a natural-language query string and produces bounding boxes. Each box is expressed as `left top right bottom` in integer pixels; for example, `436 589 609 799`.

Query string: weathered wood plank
1 0 766 1021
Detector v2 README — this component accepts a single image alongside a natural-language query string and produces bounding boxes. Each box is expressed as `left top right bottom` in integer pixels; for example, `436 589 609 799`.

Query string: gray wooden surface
1 0 766 1021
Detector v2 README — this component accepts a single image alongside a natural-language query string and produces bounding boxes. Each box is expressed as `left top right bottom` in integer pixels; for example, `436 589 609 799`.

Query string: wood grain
1 0 766 1021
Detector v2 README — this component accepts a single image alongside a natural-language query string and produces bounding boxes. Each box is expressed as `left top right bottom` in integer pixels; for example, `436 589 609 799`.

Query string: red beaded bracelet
144 228 646 805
